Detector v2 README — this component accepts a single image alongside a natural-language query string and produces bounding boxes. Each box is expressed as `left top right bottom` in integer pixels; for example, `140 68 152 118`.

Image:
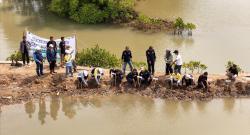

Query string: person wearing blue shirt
33 46 44 76
47 44 57 74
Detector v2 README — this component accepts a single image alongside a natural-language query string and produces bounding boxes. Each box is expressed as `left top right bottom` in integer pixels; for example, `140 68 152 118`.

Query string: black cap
173 50 179 54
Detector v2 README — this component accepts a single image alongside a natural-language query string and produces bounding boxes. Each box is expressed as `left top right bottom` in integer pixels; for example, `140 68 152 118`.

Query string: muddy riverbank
1 63 250 106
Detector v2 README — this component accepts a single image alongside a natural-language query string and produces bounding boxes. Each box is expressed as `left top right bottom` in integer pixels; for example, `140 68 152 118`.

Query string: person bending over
182 74 195 87
169 70 182 87
110 68 124 87
77 70 89 87
91 67 104 86
197 72 208 90
126 68 138 86
227 64 239 81
138 67 152 86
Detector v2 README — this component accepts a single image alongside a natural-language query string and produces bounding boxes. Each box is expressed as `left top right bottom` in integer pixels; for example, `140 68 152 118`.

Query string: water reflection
61 96 77 119
38 98 47 125
24 100 36 118
223 98 235 113
50 95 60 120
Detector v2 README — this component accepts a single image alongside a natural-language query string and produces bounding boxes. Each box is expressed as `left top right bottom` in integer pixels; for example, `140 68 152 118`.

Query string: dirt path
1 63 250 106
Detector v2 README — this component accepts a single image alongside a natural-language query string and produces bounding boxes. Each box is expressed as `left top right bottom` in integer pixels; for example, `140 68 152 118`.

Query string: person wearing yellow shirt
170 71 182 87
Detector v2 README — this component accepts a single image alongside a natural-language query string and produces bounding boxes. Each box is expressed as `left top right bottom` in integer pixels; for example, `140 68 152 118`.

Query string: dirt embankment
1 64 250 106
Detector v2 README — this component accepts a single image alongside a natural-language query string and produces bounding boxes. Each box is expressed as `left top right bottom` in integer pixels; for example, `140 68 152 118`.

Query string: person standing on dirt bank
122 46 133 74
146 46 156 75
59 37 66 67
47 44 57 74
33 46 44 76
165 49 173 75
19 36 30 66
173 50 183 74
47 36 57 57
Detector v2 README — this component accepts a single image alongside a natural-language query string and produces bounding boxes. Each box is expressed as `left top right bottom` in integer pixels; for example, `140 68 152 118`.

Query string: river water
0 0 250 73
1 95 250 135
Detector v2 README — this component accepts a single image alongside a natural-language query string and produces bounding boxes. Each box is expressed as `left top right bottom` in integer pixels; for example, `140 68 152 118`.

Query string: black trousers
165 63 173 75
22 52 30 65
174 65 182 74
49 60 56 72
147 61 155 75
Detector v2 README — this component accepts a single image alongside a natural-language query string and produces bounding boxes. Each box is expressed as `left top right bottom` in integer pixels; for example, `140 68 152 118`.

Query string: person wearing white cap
46 44 57 74
91 67 104 86
33 46 44 76
64 49 73 77
77 70 89 88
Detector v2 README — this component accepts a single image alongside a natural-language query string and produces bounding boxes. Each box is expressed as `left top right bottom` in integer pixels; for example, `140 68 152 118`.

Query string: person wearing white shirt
173 50 183 74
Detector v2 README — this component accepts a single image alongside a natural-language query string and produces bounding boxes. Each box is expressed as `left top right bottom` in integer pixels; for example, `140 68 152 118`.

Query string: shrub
183 61 207 73
226 61 242 72
6 51 22 65
49 0 136 24
133 61 147 69
76 45 120 68
174 17 185 29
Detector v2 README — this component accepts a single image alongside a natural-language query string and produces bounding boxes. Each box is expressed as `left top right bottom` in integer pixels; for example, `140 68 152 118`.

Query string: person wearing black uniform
146 46 156 75
110 68 124 87
126 68 138 86
139 68 152 86
227 64 239 80
197 72 208 89
47 36 57 55
19 36 30 65
122 46 133 74
59 37 66 67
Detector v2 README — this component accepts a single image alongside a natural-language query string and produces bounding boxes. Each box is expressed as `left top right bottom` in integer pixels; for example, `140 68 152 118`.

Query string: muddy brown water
1 95 250 135
1 0 250 73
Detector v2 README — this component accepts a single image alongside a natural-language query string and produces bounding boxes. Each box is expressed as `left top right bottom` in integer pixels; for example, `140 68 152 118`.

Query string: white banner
26 31 76 59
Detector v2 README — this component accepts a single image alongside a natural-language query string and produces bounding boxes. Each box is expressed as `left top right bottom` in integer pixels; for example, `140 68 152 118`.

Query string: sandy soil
1 63 250 107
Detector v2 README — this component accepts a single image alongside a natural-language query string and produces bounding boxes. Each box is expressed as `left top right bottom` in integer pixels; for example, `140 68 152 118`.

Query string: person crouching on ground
46 44 57 75
122 46 133 74
197 72 208 90
182 73 195 88
64 49 73 77
110 68 124 87
91 67 104 86
146 46 156 75
173 50 183 74
33 46 44 77
77 70 89 87
169 70 182 88
138 67 152 86
126 68 138 87
226 64 239 81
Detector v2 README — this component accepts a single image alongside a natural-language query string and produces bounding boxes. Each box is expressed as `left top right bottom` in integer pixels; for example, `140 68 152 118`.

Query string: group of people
20 36 240 90
20 36 75 77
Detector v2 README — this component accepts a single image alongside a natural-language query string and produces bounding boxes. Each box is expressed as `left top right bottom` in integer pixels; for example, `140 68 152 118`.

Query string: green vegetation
49 0 136 24
182 61 208 73
76 45 120 68
226 61 242 72
6 51 22 66
48 0 196 33
76 45 146 69
174 17 196 35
